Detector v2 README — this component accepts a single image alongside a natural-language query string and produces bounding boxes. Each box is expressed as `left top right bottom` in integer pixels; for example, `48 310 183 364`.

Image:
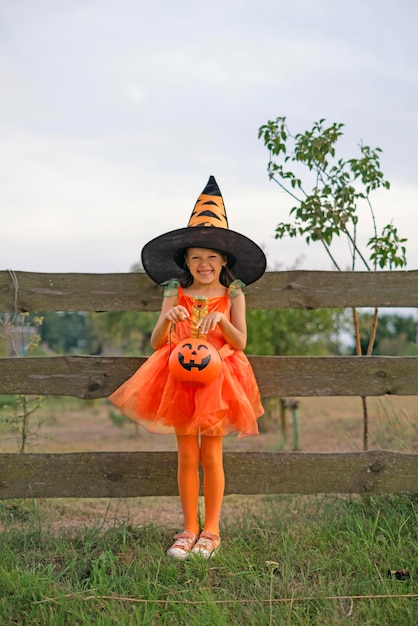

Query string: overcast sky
1 0 417 275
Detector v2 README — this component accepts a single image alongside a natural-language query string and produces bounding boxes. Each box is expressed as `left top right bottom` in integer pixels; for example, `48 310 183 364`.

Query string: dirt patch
4 395 417 454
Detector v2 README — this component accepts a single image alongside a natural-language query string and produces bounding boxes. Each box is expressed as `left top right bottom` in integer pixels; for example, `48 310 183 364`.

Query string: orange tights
176 434 225 536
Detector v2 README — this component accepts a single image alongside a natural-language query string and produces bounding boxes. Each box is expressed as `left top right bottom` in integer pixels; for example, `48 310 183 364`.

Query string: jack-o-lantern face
169 337 222 387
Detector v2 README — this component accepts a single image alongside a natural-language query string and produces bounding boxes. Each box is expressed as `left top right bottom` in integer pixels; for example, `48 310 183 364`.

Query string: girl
109 176 266 559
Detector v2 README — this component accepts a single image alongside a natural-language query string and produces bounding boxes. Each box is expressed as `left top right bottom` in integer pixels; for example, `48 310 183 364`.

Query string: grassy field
0 396 417 624
0 493 416 625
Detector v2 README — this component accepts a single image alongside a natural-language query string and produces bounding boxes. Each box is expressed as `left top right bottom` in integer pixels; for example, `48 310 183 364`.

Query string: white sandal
191 531 221 558
167 531 198 559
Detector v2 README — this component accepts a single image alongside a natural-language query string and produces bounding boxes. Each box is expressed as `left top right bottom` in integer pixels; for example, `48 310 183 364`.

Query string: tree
0 312 44 452
246 308 346 356
91 311 158 356
356 312 418 356
36 312 98 354
258 117 408 449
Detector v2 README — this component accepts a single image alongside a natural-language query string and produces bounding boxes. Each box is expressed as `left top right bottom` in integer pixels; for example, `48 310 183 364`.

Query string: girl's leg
176 434 201 536
200 435 225 536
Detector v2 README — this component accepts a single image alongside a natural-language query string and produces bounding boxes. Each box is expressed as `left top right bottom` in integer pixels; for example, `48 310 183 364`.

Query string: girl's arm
195 293 247 351
150 295 189 350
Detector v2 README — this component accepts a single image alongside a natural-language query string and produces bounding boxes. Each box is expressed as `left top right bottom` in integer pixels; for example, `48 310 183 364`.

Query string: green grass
0 494 416 625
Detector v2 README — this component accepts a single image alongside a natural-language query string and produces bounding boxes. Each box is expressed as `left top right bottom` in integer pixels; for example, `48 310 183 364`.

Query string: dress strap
160 279 180 297
228 279 246 297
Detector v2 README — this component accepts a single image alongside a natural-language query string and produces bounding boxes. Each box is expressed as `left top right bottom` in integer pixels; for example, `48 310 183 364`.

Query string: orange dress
108 280 264 438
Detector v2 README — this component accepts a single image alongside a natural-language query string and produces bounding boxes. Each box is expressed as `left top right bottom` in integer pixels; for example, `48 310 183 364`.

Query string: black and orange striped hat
141 175 266 285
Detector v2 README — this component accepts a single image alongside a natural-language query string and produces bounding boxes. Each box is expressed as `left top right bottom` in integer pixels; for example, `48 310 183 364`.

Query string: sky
1 0 418 275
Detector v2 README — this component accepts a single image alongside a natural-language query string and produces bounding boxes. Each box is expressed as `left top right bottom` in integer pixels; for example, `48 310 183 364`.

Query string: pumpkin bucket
169 337 222 387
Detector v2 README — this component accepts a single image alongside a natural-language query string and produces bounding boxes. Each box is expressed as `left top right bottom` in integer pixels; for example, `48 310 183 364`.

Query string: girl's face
185 248 227 285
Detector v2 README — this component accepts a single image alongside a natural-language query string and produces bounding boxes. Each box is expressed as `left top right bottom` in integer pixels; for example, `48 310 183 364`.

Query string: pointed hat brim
141 176 267 285
141 226 266 285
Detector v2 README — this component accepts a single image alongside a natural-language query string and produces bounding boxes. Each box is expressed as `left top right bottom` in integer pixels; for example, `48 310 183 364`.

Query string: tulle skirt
109 343 263 438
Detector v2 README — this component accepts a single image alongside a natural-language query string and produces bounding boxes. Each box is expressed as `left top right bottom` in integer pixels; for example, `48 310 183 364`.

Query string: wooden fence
0 269 417 499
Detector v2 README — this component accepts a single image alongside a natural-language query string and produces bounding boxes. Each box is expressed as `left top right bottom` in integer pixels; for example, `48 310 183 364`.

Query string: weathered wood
1 269 417 502
2 270 418 312
1 355 418 398
0 355 144 398
0 451 416 498
252 355 418 397
0 271 161 313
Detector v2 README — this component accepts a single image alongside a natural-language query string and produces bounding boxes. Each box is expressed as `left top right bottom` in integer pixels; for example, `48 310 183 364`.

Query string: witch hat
141 176 266 285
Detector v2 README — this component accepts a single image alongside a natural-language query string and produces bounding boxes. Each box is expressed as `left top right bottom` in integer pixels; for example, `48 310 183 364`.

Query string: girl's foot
191 531 221 558
167 531 198 559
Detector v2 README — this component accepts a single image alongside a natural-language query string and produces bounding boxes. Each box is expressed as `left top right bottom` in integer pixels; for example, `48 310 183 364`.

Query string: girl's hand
165 305 190 324
195 312 224 334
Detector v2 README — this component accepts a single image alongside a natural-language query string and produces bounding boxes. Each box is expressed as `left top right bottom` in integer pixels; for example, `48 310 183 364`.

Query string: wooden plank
1 355 418 398
0 271 162 313
0 452 178 499
0 355 145 398
2 270 418 312
251 355 418 397
0 451 416 498
253 270 418 309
